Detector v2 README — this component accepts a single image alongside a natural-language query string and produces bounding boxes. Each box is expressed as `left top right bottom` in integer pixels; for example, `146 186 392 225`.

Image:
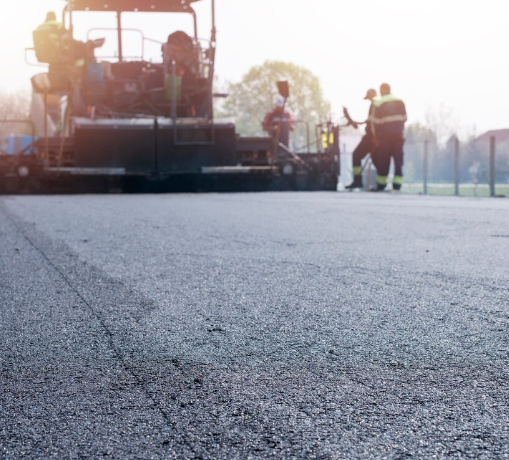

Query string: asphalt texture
1 192 508 459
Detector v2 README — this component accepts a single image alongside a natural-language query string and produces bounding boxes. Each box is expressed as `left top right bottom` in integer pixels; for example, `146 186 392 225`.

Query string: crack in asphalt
0 203 176 431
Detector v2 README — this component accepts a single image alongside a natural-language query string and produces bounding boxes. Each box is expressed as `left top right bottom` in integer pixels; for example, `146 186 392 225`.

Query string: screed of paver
1 193 508 459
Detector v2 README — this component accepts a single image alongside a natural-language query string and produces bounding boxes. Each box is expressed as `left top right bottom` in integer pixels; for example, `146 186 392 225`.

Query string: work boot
370 183 387 192
345 176 363 191
392 183 402 191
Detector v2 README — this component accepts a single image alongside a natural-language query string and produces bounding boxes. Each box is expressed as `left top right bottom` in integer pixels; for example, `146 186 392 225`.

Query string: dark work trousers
376 135 405 189
352 134 376 175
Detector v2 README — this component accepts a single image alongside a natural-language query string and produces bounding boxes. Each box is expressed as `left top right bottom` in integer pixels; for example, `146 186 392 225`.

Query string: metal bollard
454 137 460 196
423 140 428 195
490 136 496 197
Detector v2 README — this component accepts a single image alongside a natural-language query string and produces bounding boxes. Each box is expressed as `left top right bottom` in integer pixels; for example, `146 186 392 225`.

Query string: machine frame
0 0 340 194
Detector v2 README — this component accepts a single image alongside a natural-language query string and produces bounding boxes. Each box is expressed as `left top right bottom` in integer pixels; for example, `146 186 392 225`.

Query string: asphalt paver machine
0 0 340 193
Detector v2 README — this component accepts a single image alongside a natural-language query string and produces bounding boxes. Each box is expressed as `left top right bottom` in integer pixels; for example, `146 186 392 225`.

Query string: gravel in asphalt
1 193 508 459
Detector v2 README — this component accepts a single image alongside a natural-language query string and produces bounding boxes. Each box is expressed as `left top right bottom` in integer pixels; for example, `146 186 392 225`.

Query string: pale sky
1 0 508 134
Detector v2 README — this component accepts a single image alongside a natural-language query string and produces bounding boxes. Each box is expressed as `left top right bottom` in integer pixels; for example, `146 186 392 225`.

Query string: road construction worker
263 95 295 149
34 12 66 61
372 83 407 191
37 12 64 37
34 12 105 67
345 89 378 190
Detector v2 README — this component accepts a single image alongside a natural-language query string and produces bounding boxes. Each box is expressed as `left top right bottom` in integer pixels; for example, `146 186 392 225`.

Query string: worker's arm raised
342 107 363 129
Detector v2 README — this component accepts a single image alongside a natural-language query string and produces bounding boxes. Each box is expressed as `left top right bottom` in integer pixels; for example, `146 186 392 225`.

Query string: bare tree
0 90 31 139
425 104 460 146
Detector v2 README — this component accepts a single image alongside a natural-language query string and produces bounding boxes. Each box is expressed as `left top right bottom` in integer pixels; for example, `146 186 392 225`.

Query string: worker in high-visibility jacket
345 89 378 190
372 83 407 191
35 12 67 61
35 12 105 67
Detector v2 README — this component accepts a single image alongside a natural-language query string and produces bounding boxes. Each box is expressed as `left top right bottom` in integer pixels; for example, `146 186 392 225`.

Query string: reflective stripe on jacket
372 94 407 137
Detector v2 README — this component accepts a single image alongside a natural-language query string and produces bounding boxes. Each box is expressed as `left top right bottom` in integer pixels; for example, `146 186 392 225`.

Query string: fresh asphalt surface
1 192 508 459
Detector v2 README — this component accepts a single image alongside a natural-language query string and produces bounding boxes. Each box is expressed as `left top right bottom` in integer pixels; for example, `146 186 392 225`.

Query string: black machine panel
73 118 237 175
157 121 237 172
74 119 156 173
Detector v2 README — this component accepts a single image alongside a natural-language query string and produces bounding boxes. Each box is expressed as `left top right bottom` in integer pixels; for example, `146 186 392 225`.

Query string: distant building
477 129 509 145
476 129 509 179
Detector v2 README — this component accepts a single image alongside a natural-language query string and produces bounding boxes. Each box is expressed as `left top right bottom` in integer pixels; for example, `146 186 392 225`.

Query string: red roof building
477 129 509 144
